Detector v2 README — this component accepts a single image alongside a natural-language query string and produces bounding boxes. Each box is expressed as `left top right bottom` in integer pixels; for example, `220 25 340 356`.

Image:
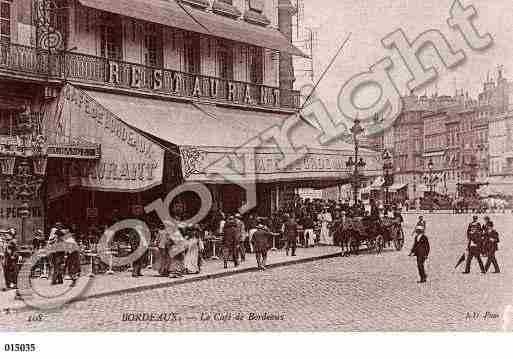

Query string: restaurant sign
46 84 165 192
108 61 281 107
180 146 364 183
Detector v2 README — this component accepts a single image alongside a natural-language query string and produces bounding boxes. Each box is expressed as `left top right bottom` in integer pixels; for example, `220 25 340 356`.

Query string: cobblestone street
1 213 512 331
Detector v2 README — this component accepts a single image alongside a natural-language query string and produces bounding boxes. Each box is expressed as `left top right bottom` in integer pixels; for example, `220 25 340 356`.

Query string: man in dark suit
128 229 146 277
282 214 298 256
410 225 430 283
252 224 271 270
222 216 240 269
483 221 500 273
463 216 485 274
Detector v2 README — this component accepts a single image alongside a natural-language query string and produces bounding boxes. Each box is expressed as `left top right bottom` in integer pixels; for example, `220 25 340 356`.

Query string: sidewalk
0 245 341 313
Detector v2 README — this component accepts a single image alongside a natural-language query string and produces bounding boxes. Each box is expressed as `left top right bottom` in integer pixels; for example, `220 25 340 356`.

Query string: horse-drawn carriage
341 216 405 254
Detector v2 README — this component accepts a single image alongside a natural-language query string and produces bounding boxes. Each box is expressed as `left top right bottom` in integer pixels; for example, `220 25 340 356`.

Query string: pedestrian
222 216 239 269
157 224 171 277
409 225 430 283
3 229 19 289
63 228 81 287
318 207 333 245
282 214 298 256
301 214 315 248
168 225 188 278
128 228 146 278
49 230 66 285
463 215 486 274
0 235 7 291
252 224 271 270
183 225 202 274
483 221 500 274
235 213 246 262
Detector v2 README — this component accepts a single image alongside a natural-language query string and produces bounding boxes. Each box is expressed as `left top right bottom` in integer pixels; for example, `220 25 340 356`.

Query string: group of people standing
463 215 501 274
218 212 303 271
408 213 503 284
156 223 204 278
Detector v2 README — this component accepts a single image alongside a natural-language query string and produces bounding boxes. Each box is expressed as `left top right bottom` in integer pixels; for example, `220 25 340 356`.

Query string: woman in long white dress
184 226 204 274
318 209 333 245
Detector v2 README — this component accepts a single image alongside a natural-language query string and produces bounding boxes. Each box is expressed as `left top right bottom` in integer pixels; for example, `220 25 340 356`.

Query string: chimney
278 0 296 90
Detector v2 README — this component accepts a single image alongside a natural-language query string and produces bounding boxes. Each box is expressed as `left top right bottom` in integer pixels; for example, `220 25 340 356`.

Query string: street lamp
346 119 366 206
382 151 394 206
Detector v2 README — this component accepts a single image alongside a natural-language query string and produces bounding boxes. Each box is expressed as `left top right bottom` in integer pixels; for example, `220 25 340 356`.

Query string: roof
78 0 306 57
78 0 203 34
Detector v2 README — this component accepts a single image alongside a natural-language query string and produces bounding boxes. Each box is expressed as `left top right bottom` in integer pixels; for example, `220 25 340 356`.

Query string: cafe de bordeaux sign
107 61 282 107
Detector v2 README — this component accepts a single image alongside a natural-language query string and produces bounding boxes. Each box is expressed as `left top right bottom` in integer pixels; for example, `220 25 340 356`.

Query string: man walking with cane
463 215 486 274
409 225 430 283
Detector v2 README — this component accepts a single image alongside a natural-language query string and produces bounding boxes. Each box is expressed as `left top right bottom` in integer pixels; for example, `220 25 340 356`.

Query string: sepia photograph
0 0 512 351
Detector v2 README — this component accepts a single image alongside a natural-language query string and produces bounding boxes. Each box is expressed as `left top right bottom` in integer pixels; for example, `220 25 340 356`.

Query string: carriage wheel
375 234 384 254
394 228 405 251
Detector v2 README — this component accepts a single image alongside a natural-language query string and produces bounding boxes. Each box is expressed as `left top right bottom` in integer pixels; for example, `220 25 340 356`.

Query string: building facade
1 0 380 242
365 89 488 201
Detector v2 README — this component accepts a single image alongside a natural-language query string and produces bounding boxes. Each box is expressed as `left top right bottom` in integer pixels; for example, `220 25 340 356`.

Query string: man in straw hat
409 225 430 283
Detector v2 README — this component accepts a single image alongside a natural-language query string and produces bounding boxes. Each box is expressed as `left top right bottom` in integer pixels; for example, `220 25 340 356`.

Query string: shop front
0 81 47 245
40 83 380 229
42 83 172 232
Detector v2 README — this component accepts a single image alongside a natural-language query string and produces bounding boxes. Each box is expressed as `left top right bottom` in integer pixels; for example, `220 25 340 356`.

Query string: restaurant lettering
254 154 347 173
63 85 155 159
0 205 42 219
108 61 281 107
64 161 158 182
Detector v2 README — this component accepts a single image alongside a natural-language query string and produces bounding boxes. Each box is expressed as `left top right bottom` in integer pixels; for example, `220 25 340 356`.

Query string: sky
293 0 513 121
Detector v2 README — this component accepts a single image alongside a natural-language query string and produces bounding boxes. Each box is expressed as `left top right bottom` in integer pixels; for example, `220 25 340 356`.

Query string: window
184 32 201 74
248 46 263 84
144 23 163 68
248 0 264 13
0 0 10 43
218 41 234 80
100 14 122 60
0 110 15 136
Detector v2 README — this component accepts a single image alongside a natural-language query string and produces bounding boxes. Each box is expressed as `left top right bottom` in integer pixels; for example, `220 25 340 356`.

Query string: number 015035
4 344 36 352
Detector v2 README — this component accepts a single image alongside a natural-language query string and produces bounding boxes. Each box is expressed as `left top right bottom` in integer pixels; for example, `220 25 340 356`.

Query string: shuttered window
0 1 11 43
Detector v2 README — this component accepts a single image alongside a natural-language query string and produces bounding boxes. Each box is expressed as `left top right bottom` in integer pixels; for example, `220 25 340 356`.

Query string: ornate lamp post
345 119 366 206
382 150 394 206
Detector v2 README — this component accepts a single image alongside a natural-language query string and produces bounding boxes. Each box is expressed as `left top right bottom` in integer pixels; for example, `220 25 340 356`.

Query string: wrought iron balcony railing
0 42 301 110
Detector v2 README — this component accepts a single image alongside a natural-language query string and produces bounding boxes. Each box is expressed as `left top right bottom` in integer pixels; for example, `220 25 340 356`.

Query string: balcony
0 43 61 78
0 42 300 111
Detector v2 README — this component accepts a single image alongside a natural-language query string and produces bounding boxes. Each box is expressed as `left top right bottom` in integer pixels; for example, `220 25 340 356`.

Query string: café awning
44 84 166 192
82 89 380 186
78 0 306 57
